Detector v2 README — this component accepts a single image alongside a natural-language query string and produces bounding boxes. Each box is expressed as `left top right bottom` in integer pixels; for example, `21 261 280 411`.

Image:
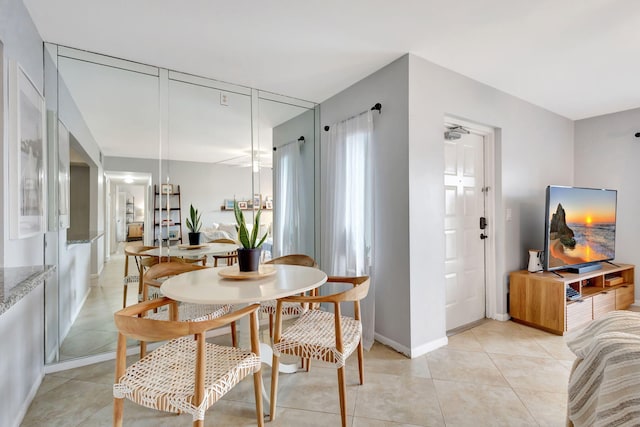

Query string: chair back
123 245 157 276
266 254 318 268
142 261 209 300
212 238 237 244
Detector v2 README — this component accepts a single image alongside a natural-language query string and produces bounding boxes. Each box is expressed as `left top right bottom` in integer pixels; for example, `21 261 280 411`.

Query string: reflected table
141 242 238 264
161 264 327 414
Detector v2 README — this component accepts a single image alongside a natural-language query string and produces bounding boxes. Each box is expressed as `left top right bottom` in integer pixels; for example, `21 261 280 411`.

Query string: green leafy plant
234 200 268 249
186 204 201 233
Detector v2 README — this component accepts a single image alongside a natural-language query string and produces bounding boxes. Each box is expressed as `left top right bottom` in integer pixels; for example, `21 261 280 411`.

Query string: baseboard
374 333 411 357
492 312 511 321
633 300 640 307
410 336 448 358
14 369 44 427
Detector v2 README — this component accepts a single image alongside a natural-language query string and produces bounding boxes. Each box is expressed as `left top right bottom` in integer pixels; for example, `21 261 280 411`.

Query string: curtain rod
273 136 305 151
323 102 382 132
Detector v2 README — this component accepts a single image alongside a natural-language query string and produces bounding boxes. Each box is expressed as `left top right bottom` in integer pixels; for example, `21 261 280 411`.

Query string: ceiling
24 0 640 121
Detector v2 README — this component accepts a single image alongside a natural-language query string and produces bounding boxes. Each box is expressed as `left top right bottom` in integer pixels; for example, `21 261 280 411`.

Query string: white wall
574 107 640 297
0 1 47 425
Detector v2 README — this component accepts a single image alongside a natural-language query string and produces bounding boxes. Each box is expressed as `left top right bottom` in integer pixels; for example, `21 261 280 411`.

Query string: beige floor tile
445 329 484 351
433 379 537 426
427 347 509 387
354 372 444 426
489 353 571 393
350 342 430 378
472 328 555 359
513 388 568 427
353 417 425 426
532 333 577 361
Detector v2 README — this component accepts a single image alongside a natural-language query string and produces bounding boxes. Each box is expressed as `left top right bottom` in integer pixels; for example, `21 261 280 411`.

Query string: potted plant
234 200 268 271
186 204 202 245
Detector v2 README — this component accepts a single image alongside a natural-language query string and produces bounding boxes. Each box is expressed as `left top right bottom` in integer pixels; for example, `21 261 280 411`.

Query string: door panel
444 131 486 330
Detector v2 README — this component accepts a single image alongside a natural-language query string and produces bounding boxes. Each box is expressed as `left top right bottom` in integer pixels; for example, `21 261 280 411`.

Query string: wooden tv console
509 263 635 335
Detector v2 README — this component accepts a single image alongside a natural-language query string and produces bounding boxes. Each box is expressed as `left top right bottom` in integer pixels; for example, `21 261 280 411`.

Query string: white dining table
161 263 327 415
141 242 238 261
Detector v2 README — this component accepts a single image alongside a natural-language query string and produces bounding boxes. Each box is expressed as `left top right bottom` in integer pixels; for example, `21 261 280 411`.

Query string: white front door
444 129 486 331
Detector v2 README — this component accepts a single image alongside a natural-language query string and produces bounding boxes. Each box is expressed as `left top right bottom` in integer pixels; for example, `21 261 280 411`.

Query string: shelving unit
509 263 635 335
153 184 183 246
125 198 134 224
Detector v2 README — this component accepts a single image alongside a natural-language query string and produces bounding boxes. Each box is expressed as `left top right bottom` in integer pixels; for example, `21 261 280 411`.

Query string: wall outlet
220 92 229 106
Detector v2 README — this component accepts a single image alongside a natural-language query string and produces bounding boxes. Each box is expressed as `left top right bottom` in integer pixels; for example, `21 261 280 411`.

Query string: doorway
443 119 495 332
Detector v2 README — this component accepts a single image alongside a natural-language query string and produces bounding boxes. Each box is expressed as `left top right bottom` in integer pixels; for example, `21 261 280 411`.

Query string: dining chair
113 297 264 427
270 276 370 427
140 261 237 358
210 238 238 267
122 244 157 308
261 254 319 338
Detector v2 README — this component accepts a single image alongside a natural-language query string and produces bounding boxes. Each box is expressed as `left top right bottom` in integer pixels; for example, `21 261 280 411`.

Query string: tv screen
544 186 617 271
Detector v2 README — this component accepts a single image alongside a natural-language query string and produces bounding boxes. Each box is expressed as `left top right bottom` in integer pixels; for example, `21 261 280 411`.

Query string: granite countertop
0 265 56 316
67 231 105 244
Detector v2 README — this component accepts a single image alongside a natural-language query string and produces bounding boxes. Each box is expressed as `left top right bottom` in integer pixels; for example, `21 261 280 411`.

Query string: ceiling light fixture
124 177 133 184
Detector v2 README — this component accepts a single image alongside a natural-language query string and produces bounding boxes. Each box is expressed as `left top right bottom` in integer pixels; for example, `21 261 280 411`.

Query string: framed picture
238 201 248 210
253 194 261 208
161 183 173 194
265 200 273 210
8 60 47 239
224 199 235 210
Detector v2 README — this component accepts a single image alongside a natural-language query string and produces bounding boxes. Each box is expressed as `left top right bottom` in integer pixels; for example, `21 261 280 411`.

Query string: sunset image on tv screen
547 187 616 269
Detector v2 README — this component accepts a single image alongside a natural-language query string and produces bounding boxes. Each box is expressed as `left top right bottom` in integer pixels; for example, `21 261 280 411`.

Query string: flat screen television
543 185 617 272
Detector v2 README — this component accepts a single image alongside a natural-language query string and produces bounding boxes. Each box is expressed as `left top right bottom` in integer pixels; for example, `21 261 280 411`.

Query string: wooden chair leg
140 341 147 359
253 370 264 427
270 353 280 421
122 285 127 309
193 419 203 427
269 314 274 338
230 321 237 347
113 397 124 427
337 366 347 427
357 340 364 384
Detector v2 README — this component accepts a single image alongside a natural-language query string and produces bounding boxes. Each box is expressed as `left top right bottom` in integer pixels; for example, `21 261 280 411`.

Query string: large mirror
44 45 317 365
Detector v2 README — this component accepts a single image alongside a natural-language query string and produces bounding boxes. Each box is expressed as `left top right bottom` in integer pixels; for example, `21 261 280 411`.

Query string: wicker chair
140 261 237 357
260 254 319 338
210 238 238 267
270 276 370 427
113 297 263 427
122 245 158 308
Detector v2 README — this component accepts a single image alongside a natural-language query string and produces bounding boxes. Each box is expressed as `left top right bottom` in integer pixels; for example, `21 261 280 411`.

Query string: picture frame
8 60 47 239
253 194 261 209
265 200 273 210
238 201 248 210
224 199 235 210
58 120 70 229
161 183 173 194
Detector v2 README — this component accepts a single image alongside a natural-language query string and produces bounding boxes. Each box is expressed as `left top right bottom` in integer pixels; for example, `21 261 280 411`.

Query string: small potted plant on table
234 200 268 271
186 204 202 245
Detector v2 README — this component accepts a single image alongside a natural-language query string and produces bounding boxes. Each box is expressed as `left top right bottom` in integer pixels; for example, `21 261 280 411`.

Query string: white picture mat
8 60 47 239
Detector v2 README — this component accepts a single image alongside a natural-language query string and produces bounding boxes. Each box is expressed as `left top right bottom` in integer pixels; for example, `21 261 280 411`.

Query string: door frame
444 116 498 323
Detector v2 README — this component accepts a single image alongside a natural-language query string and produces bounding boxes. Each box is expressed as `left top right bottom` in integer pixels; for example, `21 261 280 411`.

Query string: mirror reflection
46 46 317 364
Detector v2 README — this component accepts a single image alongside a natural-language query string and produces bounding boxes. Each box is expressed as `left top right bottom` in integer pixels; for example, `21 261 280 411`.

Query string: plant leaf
250 209 261 247
256 231 268 248
238 222 250 248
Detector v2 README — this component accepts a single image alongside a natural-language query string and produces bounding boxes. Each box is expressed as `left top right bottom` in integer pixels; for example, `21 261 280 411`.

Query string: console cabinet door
566 299 592 331
616 284 634 309
593 291 616 319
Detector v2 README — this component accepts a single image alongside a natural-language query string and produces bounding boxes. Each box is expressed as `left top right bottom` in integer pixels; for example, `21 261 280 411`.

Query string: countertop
0 265 56 315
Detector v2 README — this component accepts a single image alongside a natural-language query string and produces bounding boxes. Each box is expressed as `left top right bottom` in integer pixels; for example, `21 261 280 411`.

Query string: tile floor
25 315 577 426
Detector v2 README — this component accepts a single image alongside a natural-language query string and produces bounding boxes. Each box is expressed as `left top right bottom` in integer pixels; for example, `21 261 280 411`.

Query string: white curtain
321 110 375 349
273 141 305 257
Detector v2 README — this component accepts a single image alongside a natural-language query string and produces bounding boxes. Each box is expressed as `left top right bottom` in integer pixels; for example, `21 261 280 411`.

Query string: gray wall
320 56 411 350
574 107 640 298
408 54 574 354
68 164 90 239
319 53 575 356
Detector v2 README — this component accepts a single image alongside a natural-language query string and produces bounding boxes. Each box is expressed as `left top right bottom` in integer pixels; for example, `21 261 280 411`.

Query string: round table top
160 264 327 305
141 242 238 258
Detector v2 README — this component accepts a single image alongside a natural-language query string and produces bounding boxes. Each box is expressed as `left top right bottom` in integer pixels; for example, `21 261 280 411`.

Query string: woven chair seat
114 336 260 421
146 304 231 322
259 300 307 316
273 309 362 368
123 275 139 285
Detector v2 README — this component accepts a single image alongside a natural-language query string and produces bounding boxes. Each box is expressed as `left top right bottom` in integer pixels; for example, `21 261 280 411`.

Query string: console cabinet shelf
509 263 635 335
